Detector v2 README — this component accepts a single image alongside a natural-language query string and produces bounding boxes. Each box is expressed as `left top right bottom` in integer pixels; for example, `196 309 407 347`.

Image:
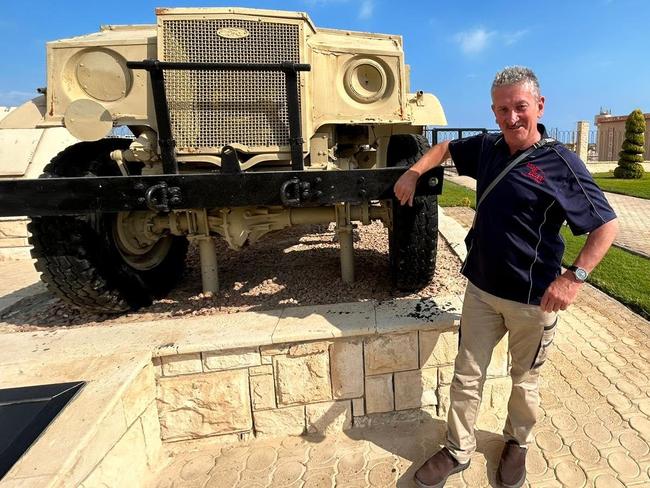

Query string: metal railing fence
424 127 604 161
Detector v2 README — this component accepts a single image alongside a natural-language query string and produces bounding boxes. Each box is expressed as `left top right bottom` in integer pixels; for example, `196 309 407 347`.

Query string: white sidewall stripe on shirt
528 200 557 304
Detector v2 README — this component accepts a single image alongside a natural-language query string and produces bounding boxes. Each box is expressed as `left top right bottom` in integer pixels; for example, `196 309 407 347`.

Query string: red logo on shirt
525 162 545 184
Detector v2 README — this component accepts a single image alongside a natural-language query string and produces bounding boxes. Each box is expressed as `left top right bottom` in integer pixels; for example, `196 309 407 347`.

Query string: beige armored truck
0 7 447 313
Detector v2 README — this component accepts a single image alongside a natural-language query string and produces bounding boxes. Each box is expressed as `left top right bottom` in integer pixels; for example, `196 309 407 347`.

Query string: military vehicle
0 7 447 313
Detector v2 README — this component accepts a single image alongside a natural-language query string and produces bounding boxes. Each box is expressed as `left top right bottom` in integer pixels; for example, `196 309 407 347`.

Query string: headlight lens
343 59 388 103
75 49 131 102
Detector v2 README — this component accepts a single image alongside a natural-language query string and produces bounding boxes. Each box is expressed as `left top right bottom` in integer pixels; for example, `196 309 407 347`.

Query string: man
394 66 618 488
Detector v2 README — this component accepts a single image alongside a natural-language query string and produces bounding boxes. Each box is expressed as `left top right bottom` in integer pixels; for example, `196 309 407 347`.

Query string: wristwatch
567 265 589 282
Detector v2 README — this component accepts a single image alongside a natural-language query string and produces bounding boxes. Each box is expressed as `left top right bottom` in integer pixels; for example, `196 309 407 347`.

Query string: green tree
614 109 646 179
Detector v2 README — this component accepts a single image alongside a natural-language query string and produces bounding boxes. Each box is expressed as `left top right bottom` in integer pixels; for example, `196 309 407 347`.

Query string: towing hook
144 183 182 212
280 178 315 206
145 183 170 212
280 177 302 206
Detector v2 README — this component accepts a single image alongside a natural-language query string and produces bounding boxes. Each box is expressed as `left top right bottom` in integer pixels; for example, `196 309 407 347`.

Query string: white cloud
0 90 36 107
359 0 374 20
453 28 495 55
502 29 529 46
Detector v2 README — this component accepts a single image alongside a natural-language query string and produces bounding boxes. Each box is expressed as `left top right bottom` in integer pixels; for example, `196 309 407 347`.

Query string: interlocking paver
147 233 650 488
145 206 648 487
2 199 647 487
604 192 650 258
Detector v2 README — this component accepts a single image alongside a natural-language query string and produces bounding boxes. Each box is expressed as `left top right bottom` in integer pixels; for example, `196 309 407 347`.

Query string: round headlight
76 49 131 102
344 59 388 103
64 99 113 141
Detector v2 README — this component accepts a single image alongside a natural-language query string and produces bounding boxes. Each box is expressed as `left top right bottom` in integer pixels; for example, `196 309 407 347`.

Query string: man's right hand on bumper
393 169 419 206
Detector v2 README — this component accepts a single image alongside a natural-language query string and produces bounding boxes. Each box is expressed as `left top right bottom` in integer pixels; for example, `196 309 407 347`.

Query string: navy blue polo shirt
448 125 617 305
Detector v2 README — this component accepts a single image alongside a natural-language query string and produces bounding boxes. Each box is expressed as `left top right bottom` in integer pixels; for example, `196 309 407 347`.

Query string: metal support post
335 204 354 283
197 236 219 296
189 209 219 296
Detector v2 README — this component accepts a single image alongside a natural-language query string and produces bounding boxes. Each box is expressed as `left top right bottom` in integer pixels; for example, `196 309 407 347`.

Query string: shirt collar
538 123 549 138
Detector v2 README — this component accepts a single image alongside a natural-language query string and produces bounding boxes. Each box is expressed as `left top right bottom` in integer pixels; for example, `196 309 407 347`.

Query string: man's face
491 82 545 153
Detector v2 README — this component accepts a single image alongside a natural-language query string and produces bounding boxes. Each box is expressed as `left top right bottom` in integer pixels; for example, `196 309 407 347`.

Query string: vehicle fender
406 92 447 127
0 95 49 130
0 126 79 178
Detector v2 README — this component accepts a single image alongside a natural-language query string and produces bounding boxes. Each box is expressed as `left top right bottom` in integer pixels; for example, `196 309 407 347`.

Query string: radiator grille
160 18 301 149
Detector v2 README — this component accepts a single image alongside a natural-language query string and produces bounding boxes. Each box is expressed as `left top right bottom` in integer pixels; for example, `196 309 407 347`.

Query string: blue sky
1 0 648 130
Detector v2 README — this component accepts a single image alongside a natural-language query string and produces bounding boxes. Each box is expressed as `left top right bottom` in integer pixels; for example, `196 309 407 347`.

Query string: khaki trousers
446 281 558 464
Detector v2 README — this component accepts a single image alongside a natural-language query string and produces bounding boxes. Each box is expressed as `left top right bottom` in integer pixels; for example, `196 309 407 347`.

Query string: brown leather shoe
496 440 527 488
414 447 470 488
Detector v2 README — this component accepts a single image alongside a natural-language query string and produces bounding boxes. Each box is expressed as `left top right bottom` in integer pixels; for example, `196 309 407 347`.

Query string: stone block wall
0 217 30 260
152 328 510 443
0 107 29 261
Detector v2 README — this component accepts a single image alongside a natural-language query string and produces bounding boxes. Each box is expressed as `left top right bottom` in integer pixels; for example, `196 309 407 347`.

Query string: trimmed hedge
616 109 646 179
619 152 645 163
628 132 645 146
622 140 645 154
614 164 645 179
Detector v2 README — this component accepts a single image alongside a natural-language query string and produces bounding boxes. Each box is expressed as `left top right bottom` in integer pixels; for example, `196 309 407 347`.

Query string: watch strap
567 265 588 281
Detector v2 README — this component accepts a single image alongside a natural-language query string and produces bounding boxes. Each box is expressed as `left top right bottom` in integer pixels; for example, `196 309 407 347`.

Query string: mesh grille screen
160 18 301 149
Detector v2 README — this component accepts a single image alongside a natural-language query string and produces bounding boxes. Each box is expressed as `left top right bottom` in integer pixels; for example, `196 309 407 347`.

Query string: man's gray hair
491 66 541 100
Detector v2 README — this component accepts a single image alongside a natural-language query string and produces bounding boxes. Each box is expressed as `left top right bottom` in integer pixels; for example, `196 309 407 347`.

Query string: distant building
595 111 650 161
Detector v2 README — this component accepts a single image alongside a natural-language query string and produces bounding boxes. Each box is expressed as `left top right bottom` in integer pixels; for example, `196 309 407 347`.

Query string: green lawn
592 171 650 199
439 180 476 208
561 227 650 319
438 180 650 319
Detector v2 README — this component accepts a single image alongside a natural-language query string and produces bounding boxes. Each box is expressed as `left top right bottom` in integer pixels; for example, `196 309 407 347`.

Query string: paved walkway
148 279 650 488
1 215 649 487
604 192 650 258
147 213 650 488
445 172 650 258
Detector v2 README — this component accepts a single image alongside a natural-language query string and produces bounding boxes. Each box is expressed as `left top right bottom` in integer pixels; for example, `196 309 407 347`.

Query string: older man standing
394 66 618 488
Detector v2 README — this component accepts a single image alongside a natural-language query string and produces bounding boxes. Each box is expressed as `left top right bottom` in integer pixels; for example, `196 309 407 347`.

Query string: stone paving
1 205 649 488
445 173 650 259
148 283 650 488
603 192 650 258
146 208 650 488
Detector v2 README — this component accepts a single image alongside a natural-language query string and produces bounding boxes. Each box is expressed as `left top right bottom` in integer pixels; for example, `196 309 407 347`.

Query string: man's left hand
540 271 582 312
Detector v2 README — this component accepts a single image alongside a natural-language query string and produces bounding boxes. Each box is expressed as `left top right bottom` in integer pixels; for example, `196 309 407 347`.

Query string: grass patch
591 171 650 199
439 181 650 318
560 227 650 319
439 180 476 208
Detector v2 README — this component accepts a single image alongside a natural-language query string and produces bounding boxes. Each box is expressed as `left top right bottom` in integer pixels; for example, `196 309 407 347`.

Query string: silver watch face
574 267 588 281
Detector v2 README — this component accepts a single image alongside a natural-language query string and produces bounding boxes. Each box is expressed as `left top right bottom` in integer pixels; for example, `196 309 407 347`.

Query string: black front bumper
0 167 443 217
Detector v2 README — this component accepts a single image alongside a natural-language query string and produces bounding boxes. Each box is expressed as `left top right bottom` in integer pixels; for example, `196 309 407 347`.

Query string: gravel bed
0 221 467 331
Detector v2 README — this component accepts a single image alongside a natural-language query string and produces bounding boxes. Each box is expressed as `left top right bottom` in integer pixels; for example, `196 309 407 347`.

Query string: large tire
387 134 438 291
28 139 188 313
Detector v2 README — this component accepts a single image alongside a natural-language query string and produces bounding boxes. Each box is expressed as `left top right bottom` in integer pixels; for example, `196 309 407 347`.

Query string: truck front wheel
387 134 439 291
28 139 188 313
